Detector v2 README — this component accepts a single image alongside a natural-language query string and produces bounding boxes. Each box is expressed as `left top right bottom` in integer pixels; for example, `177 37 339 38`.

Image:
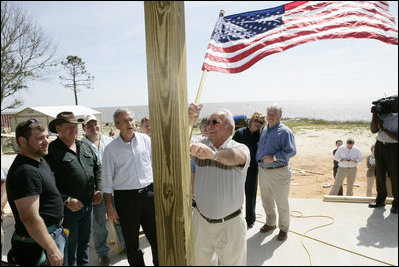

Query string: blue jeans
50 227 69 266
92 199 110 256
92 197 125 256
112 196 126 250
63 199 92 266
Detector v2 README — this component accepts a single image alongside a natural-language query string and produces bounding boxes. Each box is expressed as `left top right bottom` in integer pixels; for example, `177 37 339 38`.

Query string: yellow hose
255 210 395 266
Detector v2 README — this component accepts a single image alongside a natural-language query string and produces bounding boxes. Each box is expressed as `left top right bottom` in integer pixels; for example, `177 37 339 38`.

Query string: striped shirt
192 137 250 219
101 133 153 194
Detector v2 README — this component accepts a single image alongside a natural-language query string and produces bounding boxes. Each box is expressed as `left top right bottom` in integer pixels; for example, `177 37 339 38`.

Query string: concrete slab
248 198 397 266
2 151 397 266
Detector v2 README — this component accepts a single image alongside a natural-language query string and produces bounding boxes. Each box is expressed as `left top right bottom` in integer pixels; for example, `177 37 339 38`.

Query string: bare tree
1 1 57 111
59 55 94 105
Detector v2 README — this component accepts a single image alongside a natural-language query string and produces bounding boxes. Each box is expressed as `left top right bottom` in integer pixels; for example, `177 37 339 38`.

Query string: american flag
202 1 398 73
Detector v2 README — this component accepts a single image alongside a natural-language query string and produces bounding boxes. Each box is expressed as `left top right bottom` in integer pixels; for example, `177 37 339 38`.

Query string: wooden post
144 1 193 266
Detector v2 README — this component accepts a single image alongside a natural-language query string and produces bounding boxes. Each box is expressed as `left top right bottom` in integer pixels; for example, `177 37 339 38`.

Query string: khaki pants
193 208 247 266
329 167 357 196
258 166 291 233
366 175 375 197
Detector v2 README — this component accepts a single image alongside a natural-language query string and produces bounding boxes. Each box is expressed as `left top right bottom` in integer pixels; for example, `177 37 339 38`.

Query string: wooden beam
144 2 193 266
323 195 393 203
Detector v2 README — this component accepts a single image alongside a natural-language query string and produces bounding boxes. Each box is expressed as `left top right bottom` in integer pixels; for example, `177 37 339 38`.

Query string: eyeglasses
254 119 264 124
207 119 220 126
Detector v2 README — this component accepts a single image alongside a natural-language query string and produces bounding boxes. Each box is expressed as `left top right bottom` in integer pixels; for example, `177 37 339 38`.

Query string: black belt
377 140 397 145
131 184 153 194
197 208 241 224
266 164 287 169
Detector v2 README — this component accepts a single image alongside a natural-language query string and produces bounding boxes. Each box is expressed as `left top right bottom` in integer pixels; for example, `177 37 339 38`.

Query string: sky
4 1 399 112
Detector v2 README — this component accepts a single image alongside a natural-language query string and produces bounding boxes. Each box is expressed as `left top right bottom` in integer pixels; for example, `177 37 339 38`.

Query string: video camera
371 95 398 115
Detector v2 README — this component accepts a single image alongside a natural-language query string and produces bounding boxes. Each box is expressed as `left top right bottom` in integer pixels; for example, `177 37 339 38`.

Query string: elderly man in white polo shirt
189 103 250 266
329 138 363 196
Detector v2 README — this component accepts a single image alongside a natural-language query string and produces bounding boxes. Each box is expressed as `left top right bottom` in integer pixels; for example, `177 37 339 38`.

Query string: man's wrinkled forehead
209 111 225 120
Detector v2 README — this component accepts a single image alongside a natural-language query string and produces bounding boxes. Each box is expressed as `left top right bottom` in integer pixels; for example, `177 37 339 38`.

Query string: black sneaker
247 222 254 229
99 255 111 266
368 202 386 208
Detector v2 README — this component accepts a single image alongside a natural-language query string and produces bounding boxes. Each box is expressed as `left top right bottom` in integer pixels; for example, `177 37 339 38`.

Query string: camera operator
368 95 398 214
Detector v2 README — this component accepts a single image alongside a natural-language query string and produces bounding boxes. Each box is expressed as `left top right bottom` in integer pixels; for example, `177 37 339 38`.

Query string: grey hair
217 108 235 135
113 108 135 124
267 103 283 116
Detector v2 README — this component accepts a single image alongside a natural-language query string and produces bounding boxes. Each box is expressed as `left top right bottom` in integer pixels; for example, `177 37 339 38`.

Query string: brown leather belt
198 208 241 224
266 164 287 169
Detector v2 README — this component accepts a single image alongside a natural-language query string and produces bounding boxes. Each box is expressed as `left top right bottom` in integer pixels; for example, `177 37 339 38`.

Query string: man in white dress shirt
101 108 158 266
329 138 363 196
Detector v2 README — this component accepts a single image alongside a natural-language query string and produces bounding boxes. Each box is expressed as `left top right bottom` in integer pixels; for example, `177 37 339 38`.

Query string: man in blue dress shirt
256 103 296 241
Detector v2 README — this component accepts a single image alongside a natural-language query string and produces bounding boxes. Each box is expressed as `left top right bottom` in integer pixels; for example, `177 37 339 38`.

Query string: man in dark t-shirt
6 119 66 266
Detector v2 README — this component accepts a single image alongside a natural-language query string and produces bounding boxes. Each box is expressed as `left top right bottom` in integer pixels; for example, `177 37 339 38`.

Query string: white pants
258 166 291 233
329 167 357 196
193 208 247 266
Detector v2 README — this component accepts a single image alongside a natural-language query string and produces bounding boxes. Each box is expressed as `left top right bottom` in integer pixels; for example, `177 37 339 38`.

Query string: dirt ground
287 127 378 199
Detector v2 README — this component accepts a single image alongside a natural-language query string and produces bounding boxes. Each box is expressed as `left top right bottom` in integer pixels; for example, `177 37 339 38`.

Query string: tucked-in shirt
256 122 296 168
192 137 250 219
102 133 153 193
45 138 101 202
334 145 363 168
6 154 64 236
376 113 398 143
82 134 113 164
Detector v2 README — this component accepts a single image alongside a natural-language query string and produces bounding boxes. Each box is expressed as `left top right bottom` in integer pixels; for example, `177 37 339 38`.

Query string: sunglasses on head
207 119 220 126
25 118 38 126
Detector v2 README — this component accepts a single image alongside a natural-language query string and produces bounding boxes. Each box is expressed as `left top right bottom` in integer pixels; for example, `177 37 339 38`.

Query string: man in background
81 114 125 266
45 112 102 266
140 117 151 137
256 103 296 241
369 95 398 214
329 138 362 196
332 139 343 196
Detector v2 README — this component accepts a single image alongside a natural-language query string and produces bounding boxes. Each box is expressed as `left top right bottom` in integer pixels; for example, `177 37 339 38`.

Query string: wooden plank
144 1 193 266
323 195 394 203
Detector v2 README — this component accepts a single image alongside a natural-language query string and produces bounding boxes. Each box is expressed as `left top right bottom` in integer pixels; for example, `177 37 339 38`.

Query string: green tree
59 55 94 105
1 1 57 111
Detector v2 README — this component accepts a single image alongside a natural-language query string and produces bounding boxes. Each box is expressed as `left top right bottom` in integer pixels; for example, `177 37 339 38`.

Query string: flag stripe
205 19 398 63
202 1 398 73
203 30 398 73
207 1 396 52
